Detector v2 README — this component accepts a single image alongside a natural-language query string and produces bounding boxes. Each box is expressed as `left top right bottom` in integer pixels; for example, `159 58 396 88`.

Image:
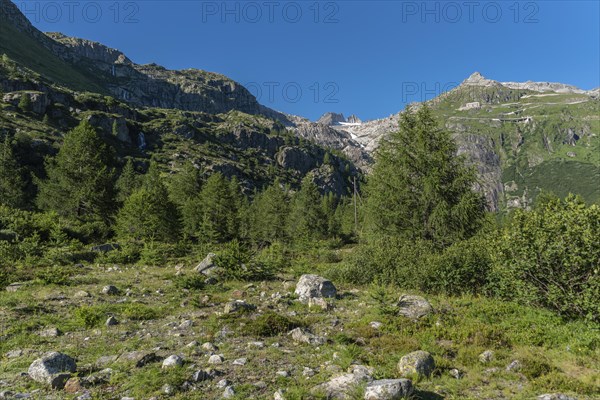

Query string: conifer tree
288 176 326 241
168 160 202 207
115 158 140 203
37 120 116 222
0 135 26 208
365 105 485 247
249 179 290 244
116 162 179 242
184 173 238 243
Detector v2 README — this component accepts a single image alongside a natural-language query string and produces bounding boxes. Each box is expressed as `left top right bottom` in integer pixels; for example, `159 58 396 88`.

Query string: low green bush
330 236 433 288
74 305 106 328
214 240 276 281
173 273 205 290
489 195 600 322
122 303 158 321
243 312 303 336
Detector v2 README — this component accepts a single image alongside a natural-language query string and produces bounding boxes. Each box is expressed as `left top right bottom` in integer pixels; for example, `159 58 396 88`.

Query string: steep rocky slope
322 73 600 210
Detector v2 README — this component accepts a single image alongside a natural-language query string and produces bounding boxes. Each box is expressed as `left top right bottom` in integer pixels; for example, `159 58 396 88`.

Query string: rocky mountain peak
461 72 499 87
317 112 346 126
346 114 362 124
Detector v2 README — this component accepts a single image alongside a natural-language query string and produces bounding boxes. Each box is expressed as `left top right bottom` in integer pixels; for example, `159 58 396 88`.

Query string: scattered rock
276 370 289 378
73 290 90 298
6 349 23 358
162 384 175 395
162 355 183 368
223 386 235 398
191 370 212 382
105 316 119 326
202 342 218 352
76 392 92 400
102 285 119 295
216 379 230 388
38 327 61 337
194 253 219 276
364 379 413 400
537 395 578 400
294 274 337 303
274 389 286 400
178 319 193 329
289 327 326 346
223 300 256 314
313 365 373 399
396 295 433 319
82 368 112 386
208 354 224 364
369 321 383 330
5 282 27 292
308 297 333 310
479 350 494 364
232 358 247 366
28 352 77 388
397 351 435 378
64 378 82 394
118 351 160 368
95 355 118 368
449 368 463 379
506 359 521 372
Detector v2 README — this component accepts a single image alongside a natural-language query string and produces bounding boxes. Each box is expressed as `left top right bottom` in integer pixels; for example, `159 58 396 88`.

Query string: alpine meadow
0 1 598 399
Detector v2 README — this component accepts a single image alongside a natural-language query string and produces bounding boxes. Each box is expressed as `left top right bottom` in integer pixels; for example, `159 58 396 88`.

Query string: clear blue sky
19 0 600 121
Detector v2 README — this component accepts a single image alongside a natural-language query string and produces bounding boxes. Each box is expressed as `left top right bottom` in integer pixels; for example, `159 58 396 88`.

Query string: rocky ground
0 255 598 399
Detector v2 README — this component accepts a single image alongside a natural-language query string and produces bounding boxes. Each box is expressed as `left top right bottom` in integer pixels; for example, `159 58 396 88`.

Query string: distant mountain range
1 0 598 209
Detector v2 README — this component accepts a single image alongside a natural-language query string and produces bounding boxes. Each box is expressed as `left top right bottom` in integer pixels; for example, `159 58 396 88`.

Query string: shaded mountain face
0 0 296 118
0 0 360 196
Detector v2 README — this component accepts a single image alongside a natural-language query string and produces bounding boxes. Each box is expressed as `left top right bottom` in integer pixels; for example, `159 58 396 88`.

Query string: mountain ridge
1 0 598 210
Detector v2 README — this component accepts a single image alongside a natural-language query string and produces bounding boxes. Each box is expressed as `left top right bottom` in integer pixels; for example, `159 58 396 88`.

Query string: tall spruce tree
288 176 326 241
197 173 238 243
116 162 179 242
37 120 116 222
365 105 485 247
249 179 290 244
0 135 26 208
168 160 202 207
115 158 140 203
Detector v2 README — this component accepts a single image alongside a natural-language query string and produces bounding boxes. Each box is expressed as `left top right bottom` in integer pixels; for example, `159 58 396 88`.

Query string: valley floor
0 255 598 400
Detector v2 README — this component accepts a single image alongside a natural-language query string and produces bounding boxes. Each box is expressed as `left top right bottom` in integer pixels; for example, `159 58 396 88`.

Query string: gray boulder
162 355 183 369
289 327 326 346
313 365 373 399
102 285 119 295
364 379 413 400
537 395 578 400
397 295 433 319
28 352 77 388
397 351 435 378
194 253 219 276
223 300 256 314
294 274 337 303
